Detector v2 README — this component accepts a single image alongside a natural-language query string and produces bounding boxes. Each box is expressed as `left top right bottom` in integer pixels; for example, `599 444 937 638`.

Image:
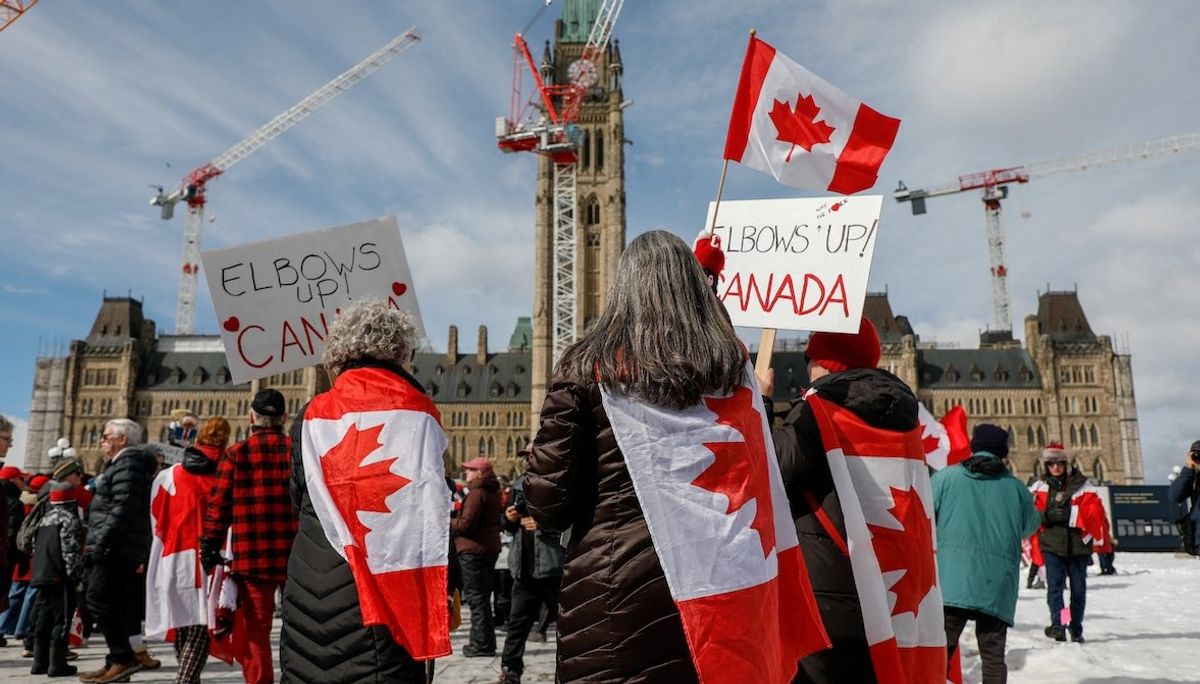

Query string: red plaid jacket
201 426 298 582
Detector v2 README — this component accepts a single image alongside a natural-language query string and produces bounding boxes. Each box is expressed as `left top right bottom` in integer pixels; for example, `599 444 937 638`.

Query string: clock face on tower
567 58 598 88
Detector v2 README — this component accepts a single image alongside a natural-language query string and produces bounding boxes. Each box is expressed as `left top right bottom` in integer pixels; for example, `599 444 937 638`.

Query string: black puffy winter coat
279 362 428 684
85 446 157 564
525 379 697 684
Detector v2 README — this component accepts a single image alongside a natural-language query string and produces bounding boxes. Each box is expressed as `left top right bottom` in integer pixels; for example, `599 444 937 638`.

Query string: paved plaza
0 609 556 683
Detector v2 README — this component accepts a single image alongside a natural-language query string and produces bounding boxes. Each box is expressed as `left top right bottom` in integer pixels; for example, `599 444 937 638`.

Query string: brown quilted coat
525 380 698 683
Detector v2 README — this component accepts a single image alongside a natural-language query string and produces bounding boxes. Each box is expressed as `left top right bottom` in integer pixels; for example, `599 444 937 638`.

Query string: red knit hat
692 229 726 281
463 457 493 472
805 317 881 373
29 474 50 492
0 465 22 481
49 483 77 504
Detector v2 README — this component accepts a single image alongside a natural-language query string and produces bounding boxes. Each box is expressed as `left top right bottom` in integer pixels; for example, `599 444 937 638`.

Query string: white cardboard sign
704 196 882 333
201 216 425 384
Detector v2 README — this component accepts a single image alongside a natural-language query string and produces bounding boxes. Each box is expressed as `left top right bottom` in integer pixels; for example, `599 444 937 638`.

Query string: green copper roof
508 317 532 351
560 0 601 43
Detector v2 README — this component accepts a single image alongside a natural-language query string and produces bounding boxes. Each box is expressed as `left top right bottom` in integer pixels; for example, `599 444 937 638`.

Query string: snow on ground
956 552 1198 683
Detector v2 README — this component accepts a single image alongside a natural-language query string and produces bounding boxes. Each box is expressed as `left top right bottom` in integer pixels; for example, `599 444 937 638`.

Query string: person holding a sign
281 300 450 684
760 318 942 684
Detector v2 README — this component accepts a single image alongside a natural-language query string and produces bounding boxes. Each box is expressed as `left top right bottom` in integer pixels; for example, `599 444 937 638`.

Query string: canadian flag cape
600 364 830 683
302 366 451 660
1029 477 1109 546
146 463 212 640
806 394 946 684
724 34 901 194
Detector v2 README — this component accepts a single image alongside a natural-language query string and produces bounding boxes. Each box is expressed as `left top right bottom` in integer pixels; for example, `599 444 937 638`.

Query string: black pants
31 584 75 645
494 569 513 626
86 559 139 665
459 553 498 651
501 575 560 675
945 606 1009 684
794 637 876 684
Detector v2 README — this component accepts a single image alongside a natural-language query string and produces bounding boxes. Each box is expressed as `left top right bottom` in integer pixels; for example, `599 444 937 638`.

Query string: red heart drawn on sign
392 282 407 296
222 316 240 332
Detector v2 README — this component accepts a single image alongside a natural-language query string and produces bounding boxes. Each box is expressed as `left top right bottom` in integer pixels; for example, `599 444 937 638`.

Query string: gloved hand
199 539 224 574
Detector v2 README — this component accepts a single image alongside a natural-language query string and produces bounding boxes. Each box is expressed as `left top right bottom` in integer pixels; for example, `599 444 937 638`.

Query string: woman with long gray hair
523 230 750 683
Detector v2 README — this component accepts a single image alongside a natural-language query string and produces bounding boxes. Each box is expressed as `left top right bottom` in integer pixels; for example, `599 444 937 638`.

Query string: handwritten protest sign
704 196 882 333
201 216 425 384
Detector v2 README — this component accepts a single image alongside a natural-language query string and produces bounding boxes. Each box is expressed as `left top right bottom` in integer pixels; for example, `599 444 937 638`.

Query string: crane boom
581 0 624 64
151 28 421 335
0 0 36 33
895 132 1200 335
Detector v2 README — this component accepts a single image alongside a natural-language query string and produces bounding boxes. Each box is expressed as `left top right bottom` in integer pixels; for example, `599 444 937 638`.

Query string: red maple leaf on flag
691 386 776 558
319 423 412 552
866 486 937 618
152 482 196 557
922 433 942 457
768 93 836 162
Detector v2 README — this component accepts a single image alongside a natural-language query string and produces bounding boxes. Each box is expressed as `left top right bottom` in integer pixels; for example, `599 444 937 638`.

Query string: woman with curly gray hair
280 300 449 684
320 300 418 378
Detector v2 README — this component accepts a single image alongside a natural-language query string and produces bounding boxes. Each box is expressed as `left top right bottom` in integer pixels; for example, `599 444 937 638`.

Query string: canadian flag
919 404 970 472
302 366 451 660
146 463 210 641
1029 477 1109 545
806 395 946 684
601 364 830 683
724 34 901 195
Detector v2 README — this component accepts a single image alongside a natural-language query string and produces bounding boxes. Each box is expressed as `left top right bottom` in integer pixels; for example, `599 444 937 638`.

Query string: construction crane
151 28 421 334
497 0 624 365
0 0 36 32
895 132 1200 336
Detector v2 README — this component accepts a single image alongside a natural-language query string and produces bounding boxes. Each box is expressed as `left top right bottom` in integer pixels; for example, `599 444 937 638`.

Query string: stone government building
25 289 1144 486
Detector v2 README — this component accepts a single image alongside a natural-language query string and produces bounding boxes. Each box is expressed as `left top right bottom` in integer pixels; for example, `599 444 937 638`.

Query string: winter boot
47 642 77 677
29 637 50 675
1044 625 1067 642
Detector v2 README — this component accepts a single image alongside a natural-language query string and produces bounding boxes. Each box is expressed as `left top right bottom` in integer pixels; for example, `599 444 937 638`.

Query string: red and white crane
151 28 421 334
895 132 1200 336
0 0 36 33
497 0 623 364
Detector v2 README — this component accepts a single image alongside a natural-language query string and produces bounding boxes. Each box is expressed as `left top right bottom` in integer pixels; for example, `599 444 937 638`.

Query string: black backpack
15 497 47 556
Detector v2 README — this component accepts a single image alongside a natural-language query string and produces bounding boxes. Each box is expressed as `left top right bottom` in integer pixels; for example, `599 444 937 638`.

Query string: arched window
507 437 515 456
1037 426 1046 446
1079 424 1088 446
1090 424 1100 447
488 437 495 456
1069 424 1078 447
581 129 591 169
596 128 605 171
1026 426 1035 448
1093 458 1107 483
478 437 486 456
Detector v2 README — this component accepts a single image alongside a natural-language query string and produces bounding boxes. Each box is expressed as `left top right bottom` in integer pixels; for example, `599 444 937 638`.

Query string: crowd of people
0 232 1183 684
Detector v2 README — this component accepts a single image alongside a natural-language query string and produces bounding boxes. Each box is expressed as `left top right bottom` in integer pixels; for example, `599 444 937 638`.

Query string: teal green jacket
931 452 1040 625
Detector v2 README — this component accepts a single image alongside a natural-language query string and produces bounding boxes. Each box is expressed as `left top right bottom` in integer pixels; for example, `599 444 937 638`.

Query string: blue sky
2 1 1198 479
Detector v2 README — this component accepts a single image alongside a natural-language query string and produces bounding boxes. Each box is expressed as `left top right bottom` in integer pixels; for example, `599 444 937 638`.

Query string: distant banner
704 196 882 333
201 216 425 384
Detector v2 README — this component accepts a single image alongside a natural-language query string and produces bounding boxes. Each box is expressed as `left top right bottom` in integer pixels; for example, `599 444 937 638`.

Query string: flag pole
716 29 776 386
